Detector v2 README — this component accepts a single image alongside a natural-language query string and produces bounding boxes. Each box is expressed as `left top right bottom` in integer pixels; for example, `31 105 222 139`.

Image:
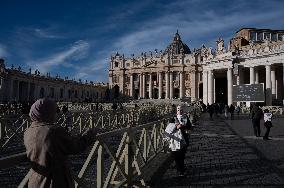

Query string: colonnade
3 79 103 102
127 71 185 99
203 63 281 106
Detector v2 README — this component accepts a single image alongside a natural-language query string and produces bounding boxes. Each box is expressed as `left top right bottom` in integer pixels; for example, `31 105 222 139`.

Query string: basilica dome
164 31 191 55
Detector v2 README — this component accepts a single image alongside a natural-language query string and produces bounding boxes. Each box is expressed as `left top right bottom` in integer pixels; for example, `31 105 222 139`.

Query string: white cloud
112 3 284 56
28 40 90 73
34 28 64 39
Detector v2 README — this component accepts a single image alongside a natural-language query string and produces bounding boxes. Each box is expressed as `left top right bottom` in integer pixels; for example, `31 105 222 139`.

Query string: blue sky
0 0 283 83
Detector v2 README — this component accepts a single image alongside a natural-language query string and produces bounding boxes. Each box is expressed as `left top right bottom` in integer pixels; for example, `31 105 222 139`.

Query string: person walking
224 104 229 119
251 104 263 137
164 118 187 177
24 98 97 188
229 104 235 120
208 104 214 120
236 105 241 117
263 109 273 140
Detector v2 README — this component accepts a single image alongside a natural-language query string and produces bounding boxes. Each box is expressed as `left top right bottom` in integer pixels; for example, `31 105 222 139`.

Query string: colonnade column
142 73 146 98
130 74 133 97
227 68 233 106
203 71 208 105
271 67 276 99
120 73 125 95
165 71 169 99
139 74 143 98
149 73 153 99
265 65 272 105
207 70 213 105
158 72 162 99
255 69 259 84
179 72 184 99
170 72 173 99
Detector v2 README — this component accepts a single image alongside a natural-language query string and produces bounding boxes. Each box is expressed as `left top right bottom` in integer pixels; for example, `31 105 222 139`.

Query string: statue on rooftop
216 37 225 54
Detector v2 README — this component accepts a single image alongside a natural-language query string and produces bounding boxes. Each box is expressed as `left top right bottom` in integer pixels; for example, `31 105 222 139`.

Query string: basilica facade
108 31 209 101
0 59 108 103
109 28 284 106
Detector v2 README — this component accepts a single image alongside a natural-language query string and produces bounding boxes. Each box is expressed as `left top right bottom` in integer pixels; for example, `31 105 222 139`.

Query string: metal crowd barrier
0 105 173 151
0 116 172 187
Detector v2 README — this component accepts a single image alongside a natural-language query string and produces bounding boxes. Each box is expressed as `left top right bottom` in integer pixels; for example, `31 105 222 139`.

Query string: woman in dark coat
24 98 96 188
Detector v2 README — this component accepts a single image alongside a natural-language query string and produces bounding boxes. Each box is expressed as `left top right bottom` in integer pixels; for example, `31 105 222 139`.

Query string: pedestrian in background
229 104 235 120
251 104 263 137
263 109 273 140
224 104 229 119
236 105 241 117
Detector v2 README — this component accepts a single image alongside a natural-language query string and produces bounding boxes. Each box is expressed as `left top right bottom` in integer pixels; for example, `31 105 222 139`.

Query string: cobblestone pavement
151 114 284 188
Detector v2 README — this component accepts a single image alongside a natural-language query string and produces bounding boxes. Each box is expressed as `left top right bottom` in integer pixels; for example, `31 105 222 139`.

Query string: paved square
152 114 284 187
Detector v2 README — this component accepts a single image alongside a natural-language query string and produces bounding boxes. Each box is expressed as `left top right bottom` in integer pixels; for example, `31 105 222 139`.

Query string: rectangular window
271 33 277 41
152 75 157 81
278 33 284 41
257 32 263 41
50 88 54 98
250 32 257 41
60 88 64 98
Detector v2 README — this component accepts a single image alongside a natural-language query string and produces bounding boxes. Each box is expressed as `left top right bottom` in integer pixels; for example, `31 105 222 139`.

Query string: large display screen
233 84 265 102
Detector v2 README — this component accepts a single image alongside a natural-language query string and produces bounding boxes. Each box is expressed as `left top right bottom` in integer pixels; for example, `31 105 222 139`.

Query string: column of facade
130 74 133 97
149 73 153 99
207 70 213 105
142 73 146 98
158 72 162 99
265 65 272 105
271 67 276 99
255 69 259 84
213 77 216 103
236 69 241 106
169 71 173 99
179 71 184 99
139 74 143 98
120 73 125 95
165 71 170 99
203 71 208 105
227 68 233 105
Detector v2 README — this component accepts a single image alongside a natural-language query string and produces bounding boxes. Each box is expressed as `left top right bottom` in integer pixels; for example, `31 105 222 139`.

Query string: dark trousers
172 147 186 174
252 119 261 137
209 112 213 120
264 121 272 139
231 112 234 120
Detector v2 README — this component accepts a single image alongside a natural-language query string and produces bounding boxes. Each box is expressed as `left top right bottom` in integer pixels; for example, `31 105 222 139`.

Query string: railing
0 105 172 151
0 116 171 187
